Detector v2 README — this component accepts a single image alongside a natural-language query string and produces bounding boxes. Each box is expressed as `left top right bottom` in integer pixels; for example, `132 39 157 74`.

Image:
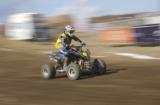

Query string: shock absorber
84 61 90 69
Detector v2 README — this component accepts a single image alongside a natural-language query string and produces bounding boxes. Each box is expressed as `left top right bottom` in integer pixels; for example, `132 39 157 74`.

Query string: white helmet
64 25 75 35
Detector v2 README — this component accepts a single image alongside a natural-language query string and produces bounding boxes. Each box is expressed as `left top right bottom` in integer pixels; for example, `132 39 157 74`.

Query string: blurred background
0 1 160 105
0 0 159 45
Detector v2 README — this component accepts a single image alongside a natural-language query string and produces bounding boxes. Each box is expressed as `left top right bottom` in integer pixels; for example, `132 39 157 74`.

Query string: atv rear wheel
41 64 56 79
66 63 80 80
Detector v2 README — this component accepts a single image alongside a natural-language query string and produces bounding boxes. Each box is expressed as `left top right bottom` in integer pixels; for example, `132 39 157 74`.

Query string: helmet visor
70 30 75 34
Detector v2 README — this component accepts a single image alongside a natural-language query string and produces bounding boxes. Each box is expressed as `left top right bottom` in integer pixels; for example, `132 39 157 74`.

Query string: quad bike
41 44 107 80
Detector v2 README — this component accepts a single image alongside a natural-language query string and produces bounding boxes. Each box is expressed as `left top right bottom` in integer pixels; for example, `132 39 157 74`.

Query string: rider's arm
72 35 82 44
72 35 86 46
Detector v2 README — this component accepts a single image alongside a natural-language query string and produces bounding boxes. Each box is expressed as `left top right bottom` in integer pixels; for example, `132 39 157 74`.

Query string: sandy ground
0 37 160 105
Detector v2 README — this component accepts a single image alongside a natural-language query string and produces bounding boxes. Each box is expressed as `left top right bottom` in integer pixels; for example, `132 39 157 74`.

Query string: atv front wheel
92 59 107 75
66 63 80 80
41 64 56 79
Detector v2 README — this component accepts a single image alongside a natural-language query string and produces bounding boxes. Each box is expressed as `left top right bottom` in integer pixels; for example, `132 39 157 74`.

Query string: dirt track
0 38 160 105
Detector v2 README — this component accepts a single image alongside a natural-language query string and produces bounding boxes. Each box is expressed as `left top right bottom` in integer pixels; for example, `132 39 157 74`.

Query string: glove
81 42 86 46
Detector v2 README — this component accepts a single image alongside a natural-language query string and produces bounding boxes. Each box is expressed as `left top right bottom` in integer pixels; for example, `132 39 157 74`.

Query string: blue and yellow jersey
55 33 82 49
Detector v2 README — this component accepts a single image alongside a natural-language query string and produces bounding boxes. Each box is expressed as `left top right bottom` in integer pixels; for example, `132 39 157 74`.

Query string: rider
55 25 85 68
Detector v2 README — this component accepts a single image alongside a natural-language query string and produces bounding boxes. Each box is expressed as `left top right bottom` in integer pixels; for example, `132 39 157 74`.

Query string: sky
0 0 160 23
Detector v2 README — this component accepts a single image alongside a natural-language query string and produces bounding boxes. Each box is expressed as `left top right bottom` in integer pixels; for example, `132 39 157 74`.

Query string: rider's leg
59 48 69 69
63 56 68 69
59 48 68 55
